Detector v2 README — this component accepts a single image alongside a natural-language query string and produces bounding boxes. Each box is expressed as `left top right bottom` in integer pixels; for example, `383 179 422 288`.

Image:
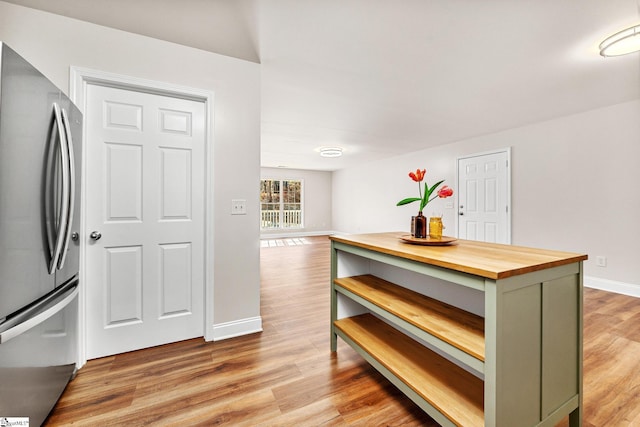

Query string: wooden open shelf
334 314 484 427
334 274 485 361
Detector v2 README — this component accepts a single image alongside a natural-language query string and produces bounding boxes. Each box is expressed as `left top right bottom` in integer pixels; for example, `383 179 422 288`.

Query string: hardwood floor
46 236 640 426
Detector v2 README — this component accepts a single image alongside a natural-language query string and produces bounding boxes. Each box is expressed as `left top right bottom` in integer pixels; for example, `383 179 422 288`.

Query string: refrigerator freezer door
0 279 78 344
0 281 78 426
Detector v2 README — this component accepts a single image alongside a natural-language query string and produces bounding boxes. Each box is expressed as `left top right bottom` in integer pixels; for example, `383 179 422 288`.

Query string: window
260 179 303 229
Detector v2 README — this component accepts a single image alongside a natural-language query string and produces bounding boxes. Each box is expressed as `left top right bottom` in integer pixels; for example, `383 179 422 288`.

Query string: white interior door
85 84 205 359
457 150 511 243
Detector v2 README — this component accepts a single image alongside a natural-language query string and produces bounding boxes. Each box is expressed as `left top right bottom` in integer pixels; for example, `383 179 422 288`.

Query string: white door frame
70 67 215 367
456 147 512 244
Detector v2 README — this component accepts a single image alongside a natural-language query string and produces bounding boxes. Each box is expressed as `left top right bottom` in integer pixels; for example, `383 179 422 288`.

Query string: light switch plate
231 199 247 215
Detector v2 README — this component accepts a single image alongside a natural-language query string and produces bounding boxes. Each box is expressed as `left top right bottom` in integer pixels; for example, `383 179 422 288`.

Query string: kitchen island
330 232 587 427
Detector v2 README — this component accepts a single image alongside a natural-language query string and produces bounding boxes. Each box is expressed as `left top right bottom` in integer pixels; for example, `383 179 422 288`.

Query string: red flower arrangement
397 168 453 212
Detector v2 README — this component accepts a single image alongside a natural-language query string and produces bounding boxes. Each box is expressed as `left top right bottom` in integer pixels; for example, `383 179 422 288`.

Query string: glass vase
414 211 427 238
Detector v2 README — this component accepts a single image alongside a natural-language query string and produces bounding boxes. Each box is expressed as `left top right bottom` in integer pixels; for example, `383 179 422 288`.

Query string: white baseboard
584 276 640 298
211 316 263 341
260 230 334 239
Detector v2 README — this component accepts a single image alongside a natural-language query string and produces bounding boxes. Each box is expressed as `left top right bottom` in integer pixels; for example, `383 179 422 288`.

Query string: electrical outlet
596 256 607 267
231 199 246 215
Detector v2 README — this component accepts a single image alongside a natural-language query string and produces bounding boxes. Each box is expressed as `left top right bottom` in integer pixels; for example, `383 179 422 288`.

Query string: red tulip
438 186 453 198
409 169 426 182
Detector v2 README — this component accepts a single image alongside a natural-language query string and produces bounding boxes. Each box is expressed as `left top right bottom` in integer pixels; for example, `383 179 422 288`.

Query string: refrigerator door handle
0 280 78 344
47 103 71 274
57 107 75 270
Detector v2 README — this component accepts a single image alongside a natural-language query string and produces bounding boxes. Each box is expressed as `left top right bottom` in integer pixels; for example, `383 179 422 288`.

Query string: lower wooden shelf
334 313 484 427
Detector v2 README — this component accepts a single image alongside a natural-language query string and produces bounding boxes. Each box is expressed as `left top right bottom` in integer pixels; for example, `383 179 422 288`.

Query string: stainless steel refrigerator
0 43 81 426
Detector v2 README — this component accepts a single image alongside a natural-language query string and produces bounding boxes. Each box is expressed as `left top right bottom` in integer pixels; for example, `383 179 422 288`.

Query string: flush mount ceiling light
319 147 343 158
600 24 640 57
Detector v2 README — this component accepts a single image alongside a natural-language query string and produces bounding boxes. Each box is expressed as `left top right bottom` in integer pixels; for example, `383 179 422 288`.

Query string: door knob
90 231 102 241
459 212 464 216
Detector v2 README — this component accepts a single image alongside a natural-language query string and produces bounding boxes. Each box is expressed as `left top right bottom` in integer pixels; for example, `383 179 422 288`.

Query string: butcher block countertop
329 232 588 280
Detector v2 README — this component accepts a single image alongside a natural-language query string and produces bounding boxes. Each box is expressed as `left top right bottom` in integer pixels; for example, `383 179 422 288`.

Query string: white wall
333 100 640 292
260 167 332 236
0 2 262 331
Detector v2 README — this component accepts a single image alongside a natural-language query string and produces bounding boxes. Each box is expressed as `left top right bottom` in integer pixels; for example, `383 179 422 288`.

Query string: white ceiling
5 0 640 171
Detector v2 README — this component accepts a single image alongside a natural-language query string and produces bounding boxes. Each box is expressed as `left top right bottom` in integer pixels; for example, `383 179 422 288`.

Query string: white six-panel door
85 84 205 359
457 150 510 244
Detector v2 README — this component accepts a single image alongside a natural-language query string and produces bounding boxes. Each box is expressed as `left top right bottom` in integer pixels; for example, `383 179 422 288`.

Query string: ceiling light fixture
599 24 640 57
319 147 343 158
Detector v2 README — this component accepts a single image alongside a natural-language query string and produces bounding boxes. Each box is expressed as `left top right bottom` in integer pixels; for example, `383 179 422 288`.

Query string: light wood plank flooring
46 236 640 426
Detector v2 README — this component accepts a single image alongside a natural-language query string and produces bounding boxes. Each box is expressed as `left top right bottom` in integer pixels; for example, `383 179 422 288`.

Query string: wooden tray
400 235 457 246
